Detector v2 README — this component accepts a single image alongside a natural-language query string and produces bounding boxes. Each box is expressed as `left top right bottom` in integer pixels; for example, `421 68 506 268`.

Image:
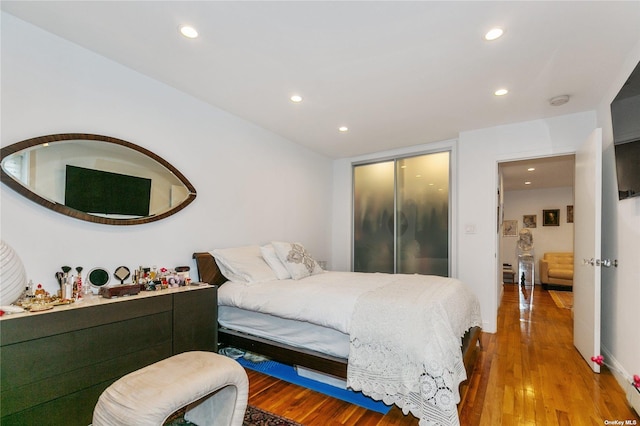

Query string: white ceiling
2 2 639 172
500 155 575 191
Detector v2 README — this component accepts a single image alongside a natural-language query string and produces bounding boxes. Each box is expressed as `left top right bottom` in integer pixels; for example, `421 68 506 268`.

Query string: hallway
460 284 639 424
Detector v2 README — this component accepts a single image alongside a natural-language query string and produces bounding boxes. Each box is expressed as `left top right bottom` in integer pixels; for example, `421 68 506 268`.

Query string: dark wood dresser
0 285 217 425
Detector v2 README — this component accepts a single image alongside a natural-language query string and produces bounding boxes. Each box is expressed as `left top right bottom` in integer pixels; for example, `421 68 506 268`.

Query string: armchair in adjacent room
539 252 573 290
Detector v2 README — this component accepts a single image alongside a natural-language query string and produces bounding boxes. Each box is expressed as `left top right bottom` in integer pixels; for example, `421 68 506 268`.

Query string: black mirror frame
0 133 197 225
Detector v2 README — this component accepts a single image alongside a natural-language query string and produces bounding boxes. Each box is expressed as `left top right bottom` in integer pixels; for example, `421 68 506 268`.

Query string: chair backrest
543 252 573 265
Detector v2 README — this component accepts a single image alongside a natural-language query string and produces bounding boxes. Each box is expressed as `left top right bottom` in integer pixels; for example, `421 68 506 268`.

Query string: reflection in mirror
1 134 197 225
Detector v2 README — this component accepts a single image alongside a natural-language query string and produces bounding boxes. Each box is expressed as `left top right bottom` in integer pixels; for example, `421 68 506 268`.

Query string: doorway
497 155 575 297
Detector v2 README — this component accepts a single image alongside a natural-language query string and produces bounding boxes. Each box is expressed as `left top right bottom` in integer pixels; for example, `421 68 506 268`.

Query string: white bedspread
347 274 481 426
217 271 482 425
217 271 390 334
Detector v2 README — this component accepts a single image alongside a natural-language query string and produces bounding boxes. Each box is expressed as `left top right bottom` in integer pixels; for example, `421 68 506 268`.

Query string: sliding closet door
353 151 450 276
396 152 449 276
353 161 395 273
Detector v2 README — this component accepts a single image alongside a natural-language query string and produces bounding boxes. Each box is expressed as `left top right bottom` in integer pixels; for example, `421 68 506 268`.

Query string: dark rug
164 405 302 426
243 405 303 426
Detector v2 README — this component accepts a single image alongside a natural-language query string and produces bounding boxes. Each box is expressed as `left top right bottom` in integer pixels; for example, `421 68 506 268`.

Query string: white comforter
217 271 391 334
218 271 479 337
218 271 482 426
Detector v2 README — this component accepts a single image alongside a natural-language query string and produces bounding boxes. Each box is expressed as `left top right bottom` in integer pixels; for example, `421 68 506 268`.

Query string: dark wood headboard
192 252 228 286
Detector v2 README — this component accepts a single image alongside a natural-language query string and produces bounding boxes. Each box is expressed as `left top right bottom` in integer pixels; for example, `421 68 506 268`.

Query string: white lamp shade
1 240 27 305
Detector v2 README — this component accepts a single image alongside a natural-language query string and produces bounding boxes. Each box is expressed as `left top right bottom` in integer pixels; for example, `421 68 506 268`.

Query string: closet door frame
352 146 457 277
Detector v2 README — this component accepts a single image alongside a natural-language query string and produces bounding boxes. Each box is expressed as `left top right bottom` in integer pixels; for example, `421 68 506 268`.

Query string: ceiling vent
549 95 570 106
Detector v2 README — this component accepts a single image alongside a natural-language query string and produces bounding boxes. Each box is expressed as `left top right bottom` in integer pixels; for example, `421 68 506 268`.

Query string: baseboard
482 320 496 334
629 384 640 417
601 346 639 416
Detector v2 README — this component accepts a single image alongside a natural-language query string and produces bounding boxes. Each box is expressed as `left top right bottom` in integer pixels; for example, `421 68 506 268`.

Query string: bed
193 243 482 426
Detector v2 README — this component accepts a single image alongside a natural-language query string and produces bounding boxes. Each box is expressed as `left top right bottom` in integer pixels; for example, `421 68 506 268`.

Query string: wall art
543 209 560 226
503 220 518 237
567 205 574 223
523 214 537 228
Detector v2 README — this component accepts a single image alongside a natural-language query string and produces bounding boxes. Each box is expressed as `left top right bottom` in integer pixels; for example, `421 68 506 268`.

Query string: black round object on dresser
88 267 110 288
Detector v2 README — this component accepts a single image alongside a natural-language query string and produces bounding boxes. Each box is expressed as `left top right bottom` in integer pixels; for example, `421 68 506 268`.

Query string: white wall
501 187 574 283
597 41 640 398
0 13 333 295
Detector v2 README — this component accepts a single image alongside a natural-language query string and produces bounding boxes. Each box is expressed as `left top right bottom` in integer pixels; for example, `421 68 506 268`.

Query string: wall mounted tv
64 165 151 216
611 60 640 200
613 140 640 200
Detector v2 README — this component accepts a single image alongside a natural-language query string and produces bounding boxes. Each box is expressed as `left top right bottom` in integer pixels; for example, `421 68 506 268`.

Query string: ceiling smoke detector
549 95 570 106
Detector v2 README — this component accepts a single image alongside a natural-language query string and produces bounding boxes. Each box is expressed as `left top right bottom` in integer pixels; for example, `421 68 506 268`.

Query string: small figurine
517 229 534 254
35 283 45 298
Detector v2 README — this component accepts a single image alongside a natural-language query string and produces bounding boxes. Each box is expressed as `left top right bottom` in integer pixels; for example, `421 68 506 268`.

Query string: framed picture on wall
523 214 537 228
567 205 574 223
503 220 518 236
543 209 560 226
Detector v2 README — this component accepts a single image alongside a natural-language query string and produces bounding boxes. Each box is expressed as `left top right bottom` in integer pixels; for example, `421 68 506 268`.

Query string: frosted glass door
353 161 395 273
396 152 449 276
353 151 450 276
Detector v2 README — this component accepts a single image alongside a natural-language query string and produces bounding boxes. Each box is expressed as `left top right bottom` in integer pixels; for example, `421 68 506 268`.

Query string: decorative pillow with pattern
271 241 324 280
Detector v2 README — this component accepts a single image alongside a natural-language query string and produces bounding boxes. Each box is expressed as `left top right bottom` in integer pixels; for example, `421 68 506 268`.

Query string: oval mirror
0 133 197 225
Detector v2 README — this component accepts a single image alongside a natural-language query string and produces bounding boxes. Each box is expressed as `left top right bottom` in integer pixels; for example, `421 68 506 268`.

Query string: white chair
93 351 248 426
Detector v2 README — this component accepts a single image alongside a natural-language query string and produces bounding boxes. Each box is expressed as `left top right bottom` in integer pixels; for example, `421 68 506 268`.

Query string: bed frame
193 252 481 380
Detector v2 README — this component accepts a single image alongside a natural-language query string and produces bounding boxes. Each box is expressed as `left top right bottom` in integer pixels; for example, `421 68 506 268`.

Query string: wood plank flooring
245 284 639 425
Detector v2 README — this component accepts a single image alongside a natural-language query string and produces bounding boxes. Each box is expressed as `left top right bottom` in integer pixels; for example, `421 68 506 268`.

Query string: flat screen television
64 165 151 216
613 140 640 200
611 60 640 200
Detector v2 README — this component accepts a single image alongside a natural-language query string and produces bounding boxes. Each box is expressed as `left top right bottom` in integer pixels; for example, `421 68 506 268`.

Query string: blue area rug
237 357 391 414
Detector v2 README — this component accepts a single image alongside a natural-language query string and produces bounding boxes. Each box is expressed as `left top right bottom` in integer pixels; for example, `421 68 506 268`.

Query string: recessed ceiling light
525 181 532 185
527 167 535 171
290 95 303 103
338 126 349 132
484 28 504 41
494 88 509 96
179 25 199 39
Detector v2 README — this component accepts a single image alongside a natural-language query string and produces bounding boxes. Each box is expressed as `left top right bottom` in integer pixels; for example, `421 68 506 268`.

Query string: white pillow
210 246 277 284
271 241 323 280
260 244 291 280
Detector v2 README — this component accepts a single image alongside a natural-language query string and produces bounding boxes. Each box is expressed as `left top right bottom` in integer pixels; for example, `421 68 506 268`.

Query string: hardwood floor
246 284 639 425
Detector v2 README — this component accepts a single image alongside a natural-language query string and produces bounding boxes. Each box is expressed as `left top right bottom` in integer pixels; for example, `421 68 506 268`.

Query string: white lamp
0 240 27 305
